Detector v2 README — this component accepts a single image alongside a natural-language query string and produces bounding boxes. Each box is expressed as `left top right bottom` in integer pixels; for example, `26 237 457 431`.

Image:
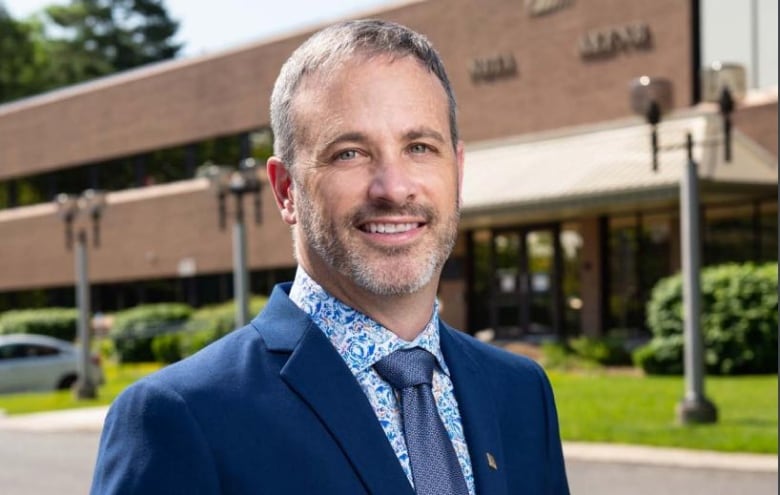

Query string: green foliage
180 296 268 358
632 335 684 375
43 0 181 77
150 332 182 364
96 337 116 361
0 9 53 103
569 336 632 366
0 308 78 341
540 341 601 372
541 336 633 371
636 263 778 375
0 0 180 103
111 303 192 363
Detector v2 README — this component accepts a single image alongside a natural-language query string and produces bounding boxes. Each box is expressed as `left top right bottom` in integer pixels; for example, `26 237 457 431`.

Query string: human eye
409 143 434 154
333 149 360 162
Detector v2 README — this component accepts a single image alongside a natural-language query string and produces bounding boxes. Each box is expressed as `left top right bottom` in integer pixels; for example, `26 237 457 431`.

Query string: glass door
485 225 562 338
490 231 524 337
525 228 557 335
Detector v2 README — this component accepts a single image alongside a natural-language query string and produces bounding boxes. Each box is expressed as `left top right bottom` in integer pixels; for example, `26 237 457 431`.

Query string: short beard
295 190 459 297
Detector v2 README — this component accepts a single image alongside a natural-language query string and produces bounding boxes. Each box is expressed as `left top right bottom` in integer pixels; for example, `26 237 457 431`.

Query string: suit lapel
441 325 509 495
253 286 414 495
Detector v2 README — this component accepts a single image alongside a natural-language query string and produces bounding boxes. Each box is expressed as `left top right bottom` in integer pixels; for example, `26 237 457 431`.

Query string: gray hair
269 19 458 169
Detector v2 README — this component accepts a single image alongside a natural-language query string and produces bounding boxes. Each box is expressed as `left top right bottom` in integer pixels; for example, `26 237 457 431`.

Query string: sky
3 0 401 57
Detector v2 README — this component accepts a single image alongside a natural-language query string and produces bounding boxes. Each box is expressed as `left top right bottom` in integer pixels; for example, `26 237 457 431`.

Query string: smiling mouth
360 222 422 234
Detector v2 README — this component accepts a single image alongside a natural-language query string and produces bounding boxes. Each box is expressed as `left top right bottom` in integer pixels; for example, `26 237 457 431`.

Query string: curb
563 441 777 473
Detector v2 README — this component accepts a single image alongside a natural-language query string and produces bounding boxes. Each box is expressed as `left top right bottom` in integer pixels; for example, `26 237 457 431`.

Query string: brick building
0 0 776 338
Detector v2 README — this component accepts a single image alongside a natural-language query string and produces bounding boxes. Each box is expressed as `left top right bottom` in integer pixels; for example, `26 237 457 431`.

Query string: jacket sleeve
90 381 221 495
534 364 570 495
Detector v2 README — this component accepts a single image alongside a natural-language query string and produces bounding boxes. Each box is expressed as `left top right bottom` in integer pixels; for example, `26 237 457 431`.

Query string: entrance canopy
460 110 778 228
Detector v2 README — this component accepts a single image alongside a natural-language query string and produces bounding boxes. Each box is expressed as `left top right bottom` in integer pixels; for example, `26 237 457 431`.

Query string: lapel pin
486 452 498 470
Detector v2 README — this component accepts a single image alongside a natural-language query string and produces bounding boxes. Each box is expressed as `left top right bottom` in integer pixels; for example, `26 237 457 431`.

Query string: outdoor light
56 193 79 249
701 62 747 162
54 189 108 400
56 190 107 249
81 189 107 247
629 76 673 172
200 158 263 327
628 64 745 425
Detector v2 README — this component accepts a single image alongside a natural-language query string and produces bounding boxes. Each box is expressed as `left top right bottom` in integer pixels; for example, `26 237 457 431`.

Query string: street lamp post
56 189 107 400
630 63 745 424
199 158 262 328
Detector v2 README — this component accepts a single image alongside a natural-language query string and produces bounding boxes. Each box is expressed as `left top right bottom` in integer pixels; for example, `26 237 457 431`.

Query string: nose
367 157 418 206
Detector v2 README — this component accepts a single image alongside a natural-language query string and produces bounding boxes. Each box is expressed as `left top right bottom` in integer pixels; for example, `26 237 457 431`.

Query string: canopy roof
461 109 777 227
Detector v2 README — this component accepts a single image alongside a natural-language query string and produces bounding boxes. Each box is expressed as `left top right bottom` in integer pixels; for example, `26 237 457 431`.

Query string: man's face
273 54 463 297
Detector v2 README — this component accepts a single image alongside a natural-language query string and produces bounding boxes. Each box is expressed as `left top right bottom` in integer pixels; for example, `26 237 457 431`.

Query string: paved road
1 429 776 495
567 459 777 495
0 430 98 495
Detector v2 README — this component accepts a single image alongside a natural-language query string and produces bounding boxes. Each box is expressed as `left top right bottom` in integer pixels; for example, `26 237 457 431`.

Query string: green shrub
636 263 778 375
0 308 78 341
96 337 116 362
540 341 601 372
111 303 193 363
632 334 684 375
180 296 268 357
151 333 183 364
569 336 632 366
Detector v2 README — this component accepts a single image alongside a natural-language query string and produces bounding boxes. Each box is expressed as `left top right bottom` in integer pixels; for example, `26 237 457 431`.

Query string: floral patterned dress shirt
289 268 475 494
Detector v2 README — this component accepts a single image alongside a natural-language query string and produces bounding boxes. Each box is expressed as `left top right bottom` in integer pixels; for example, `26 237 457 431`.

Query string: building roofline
0 0 421 117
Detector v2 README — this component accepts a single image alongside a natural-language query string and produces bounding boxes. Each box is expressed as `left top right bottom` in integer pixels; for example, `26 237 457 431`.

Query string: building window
560 223 583 334
607 212 673 334
703 201 777 265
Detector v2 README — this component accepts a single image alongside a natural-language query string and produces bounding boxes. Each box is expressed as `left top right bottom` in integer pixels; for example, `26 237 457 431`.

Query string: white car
0 334 104 394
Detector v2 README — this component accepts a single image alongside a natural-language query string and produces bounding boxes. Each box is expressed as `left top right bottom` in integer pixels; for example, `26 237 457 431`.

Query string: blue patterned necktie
374 348 469 495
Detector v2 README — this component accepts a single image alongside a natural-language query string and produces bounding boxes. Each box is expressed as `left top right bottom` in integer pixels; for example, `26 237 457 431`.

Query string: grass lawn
1 361 776 455
0 362 163 416
550 371 778 454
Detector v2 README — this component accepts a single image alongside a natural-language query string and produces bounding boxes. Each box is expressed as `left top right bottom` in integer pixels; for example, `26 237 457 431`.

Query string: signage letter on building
579 23 652 59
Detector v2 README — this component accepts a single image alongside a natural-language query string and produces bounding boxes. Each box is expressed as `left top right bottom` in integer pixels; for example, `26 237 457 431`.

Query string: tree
0 5 52 102
0 0 181 103
43 0 181 82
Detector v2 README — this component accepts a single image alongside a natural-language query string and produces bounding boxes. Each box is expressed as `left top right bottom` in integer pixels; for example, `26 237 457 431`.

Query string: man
91 20 569 495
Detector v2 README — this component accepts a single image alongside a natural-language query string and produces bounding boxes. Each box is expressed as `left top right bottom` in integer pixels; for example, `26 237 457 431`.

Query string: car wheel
57 374 78 390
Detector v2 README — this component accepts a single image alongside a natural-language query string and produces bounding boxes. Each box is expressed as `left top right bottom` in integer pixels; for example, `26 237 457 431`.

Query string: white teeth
365 222 418 234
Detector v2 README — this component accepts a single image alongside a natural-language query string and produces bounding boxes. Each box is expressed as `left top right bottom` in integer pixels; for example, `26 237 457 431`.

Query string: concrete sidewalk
0 406 109 434
0 405 776 473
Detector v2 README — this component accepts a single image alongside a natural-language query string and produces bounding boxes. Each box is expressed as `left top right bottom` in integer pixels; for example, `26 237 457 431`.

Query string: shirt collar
288 266 449 377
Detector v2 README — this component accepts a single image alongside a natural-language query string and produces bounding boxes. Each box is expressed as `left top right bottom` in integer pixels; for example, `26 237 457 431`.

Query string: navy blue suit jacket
92 283 569 494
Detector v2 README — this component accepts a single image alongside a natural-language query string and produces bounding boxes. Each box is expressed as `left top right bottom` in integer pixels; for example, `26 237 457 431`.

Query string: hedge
177 296 269 359
634 262 778 375
0 308 78 341
568 336 633 366
147 296 270 363
111 303 193 363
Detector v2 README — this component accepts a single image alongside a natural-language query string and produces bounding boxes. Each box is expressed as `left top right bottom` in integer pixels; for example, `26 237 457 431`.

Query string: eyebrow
404 127 446 144
324 132 368 150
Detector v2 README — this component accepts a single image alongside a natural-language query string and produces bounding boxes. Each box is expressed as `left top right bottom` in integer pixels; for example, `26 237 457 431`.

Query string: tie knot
374 347 436 390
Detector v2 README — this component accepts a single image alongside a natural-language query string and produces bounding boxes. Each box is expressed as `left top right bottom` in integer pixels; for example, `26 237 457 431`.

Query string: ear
455 140 465 204
267 156 297 225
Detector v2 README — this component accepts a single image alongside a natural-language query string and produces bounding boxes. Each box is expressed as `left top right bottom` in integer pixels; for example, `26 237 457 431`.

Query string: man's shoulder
124 324 269 399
